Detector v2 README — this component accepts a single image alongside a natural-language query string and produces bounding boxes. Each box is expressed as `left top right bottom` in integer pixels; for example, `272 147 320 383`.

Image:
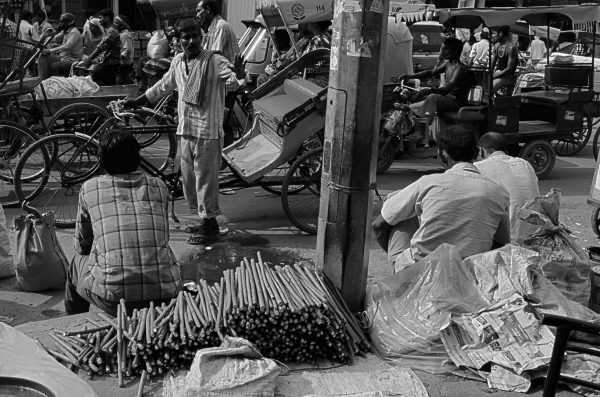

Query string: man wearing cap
39 13 84 79
84 8 121 85
115 15 134 84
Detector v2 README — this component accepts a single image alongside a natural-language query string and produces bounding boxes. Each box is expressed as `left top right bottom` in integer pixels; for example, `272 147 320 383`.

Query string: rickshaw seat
439 86 486 123
517 90 570 106
0 77 41 99
223 77 326 183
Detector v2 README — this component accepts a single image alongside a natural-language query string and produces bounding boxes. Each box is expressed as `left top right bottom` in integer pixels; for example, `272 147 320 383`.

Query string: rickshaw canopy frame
438 5 600 29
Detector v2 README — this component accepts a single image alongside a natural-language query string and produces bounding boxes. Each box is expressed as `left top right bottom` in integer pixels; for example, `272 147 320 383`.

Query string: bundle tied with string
518 188 592 305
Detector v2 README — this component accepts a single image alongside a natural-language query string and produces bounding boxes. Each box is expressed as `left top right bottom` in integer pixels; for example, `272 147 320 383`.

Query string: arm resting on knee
372 214 393 252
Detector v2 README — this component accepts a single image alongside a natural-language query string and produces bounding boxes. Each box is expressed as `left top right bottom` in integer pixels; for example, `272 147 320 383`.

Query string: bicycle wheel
0 121 40 208
14 133 101 228
97 116 177 173
281 147 323 235
262 131 323 195
49 102 110 135
552 115 592 156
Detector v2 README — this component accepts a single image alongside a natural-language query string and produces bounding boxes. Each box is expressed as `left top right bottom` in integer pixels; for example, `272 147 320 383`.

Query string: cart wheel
593 124 600 161
592 207 600 237
552 115 592 156
49 103 110 135
518 139 556 179
262 131 323 196
281 147 322 234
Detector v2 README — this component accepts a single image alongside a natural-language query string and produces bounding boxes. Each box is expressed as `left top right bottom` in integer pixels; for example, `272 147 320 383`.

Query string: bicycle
14 100 180 227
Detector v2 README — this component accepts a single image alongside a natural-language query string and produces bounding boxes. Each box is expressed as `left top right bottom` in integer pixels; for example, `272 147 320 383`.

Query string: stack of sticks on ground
45 254 370 385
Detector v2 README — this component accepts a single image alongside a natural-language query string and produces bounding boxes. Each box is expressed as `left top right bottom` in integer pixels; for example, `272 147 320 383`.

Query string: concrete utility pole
317 0 389 312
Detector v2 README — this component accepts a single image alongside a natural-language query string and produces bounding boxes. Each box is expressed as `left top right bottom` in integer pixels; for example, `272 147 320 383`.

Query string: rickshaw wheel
262 131 323 196
49 103 111 135
593 124 600 161
281 147 323 235
552 115 592 156
518 139 556 179
591 207 600 237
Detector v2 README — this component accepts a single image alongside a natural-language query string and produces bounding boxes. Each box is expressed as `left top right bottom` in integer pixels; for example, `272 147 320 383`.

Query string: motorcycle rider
399 38 470 139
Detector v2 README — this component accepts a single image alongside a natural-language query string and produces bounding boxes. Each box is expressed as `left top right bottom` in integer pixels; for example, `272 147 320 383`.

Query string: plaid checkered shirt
75 172 181 303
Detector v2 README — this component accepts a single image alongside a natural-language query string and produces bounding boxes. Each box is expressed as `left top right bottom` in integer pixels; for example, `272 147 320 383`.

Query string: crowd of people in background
0 7 138 85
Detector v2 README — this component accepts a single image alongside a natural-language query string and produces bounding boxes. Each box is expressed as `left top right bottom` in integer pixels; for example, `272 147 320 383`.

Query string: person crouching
65 128 181 316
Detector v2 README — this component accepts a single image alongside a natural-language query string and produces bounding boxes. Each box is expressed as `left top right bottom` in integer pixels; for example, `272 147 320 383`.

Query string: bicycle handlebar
108 100 136 121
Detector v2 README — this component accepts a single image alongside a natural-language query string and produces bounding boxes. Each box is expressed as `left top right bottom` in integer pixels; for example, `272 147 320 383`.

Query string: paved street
0 141 593 397
1 141 597 326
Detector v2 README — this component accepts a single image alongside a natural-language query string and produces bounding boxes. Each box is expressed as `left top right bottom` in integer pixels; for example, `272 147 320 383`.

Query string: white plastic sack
366 244 490 373
0 322 99 396
0 202 12 278
147 30 170 59
35 76 99 99
163 337 281 397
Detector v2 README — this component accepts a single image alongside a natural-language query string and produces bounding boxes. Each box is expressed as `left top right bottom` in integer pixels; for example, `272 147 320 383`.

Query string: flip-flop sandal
187 234 209 245
186 227 229 245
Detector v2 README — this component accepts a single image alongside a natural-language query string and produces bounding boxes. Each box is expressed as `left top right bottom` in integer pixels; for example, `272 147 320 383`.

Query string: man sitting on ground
475 132 540 244
372 126 510 272
401 38 471 137
65 129 181 316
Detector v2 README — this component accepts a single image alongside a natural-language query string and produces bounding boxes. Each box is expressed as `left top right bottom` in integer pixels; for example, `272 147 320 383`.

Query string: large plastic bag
0 202 13 278
35 76 99 99
14 213 69 291
0 322 99 396
366 244 490 373
163 337 282 397
518 188 592 305
147 30 170 59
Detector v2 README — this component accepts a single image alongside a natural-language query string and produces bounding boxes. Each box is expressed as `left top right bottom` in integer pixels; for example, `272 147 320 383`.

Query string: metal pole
317 0 389 312
592 22 596 91
543 327 570 397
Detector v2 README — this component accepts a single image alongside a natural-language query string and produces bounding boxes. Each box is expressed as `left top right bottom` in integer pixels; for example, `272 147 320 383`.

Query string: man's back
475 152 540 243
530 38 546 60
77 172 179 302
381 163 509 263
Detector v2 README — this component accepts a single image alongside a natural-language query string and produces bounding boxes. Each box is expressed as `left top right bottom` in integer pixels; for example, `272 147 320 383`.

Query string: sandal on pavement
187 234 209 245
186 227 230 245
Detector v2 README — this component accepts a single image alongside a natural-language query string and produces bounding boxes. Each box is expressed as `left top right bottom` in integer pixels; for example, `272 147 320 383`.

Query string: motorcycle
376 80 430 174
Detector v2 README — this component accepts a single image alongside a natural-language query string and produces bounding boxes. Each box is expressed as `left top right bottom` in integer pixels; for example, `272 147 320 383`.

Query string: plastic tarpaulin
438 5 600 29
138 0 198 20
0 323 99 396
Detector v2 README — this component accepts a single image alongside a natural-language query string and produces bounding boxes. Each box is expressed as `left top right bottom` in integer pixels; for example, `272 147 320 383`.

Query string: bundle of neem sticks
46 254 370 386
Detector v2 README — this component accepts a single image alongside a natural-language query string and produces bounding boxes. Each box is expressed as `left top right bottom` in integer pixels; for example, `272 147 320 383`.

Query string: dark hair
479 132 508 153
36 10 46 20
177 18 201 36
99 129 140 174
84 9 97 19
443 38 464 57
436 126 478 162
496 25 510 37
199 0 220 15
273 29 291 49
97 8 114 20
480 31 489 40
316 21 332 31
21 10 33 21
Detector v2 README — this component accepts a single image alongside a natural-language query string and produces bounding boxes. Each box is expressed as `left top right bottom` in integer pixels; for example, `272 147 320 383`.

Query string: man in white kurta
125 19 246 242
475 132 540 244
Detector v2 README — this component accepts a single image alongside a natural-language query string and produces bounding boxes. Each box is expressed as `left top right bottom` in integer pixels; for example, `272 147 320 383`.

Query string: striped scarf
182 50 222 106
